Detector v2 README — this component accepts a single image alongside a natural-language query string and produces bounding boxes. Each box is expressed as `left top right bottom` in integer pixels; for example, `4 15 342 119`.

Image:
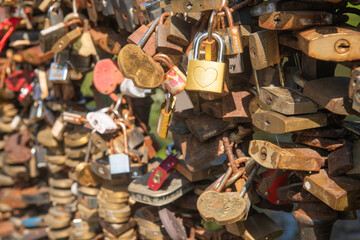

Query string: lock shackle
116 121 129 155
207 9 218 41
159 12 171 25
223 6 235 28
64 18 83 28
47 2 61 16
193 32 224 62
138 17 160 48
153 53 175 69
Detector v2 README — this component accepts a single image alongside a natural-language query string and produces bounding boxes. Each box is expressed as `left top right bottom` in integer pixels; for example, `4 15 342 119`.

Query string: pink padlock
153 54 186 95
93 59 124 102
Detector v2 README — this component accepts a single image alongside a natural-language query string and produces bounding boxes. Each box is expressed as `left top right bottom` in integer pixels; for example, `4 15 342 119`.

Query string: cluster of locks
1 0 360 239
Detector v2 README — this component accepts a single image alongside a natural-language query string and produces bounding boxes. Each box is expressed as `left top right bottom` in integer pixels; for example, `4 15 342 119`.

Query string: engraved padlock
186 31 226 93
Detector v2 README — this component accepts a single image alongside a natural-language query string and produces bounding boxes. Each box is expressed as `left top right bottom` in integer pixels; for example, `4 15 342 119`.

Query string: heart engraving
192 66 218 88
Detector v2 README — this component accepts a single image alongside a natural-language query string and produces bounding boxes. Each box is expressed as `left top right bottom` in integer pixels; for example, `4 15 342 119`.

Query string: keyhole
273 14 281 23
335 39 350 54
260 147 267 160
185 0 193 11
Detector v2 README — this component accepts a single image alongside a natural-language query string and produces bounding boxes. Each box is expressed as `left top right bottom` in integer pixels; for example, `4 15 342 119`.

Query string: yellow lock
186 31 226 93
157 93 176 139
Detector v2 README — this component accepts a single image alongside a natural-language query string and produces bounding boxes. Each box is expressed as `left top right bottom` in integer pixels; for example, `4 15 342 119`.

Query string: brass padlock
157 92 176 139
249 140 325 171
293 72 352 115
155 12 184 54
171 0 225 13
303 169 360 211
259 86 318 115
251 108 328 134
166 14 191 47
118 17 164 89
215 6 243 55
186 31 226 93
298 26 360 62
249 30 280 70
259 11 333 30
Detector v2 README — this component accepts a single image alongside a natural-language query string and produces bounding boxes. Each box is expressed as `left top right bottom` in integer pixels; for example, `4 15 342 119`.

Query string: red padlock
5 70 35 92
18 81 35 101
93 59 124 102
147 155 179 191
256 169 290 205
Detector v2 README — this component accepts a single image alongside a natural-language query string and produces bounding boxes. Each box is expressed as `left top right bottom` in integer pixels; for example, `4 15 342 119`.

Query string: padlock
251 107 328 134
93 59 124 102
242 213 283 240
256 169 290 205
327 144 354 177
156 12 184 54
115 0 136 33
71 19 97 58
186 31 226 93
293 72 352 115
119 17 164 89
39 19 82 52
185 113 237 142
51 27 83 54
303 169 360 211
292 134 345 151
147 154 178 191
166 13 191 47
89 26 122 55
48 53 69 83
197 164 259 225
249 30 280 71
140 0 171 23
47 2 64 26
4 130 31 164
20 45 54 65
171 0 225 13
222 90 253 121
249 140 325 171
153 53 187 95
259 86 318 115
109 122 131 180
259 11 333 30
128 171 193 206
158 208 187 240
127 22 156 57
86 111 118 134
215 6 243 55
250 1 334 17
157 92 176 139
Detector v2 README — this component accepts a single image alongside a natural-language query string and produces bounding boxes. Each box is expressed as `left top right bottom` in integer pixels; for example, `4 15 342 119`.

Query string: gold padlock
186 31 226 93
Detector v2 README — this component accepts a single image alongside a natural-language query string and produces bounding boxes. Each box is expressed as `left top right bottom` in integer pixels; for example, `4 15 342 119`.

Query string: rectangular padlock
147 154 178 191
258 11 333 30
294 74 352 115
327 144 354 177
249 30 280 70
298 27 360 62
171 0 224 13
251 108 328 134
250 1 334 17
249 140 325 171
259 86 318 115
303 169 360 211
